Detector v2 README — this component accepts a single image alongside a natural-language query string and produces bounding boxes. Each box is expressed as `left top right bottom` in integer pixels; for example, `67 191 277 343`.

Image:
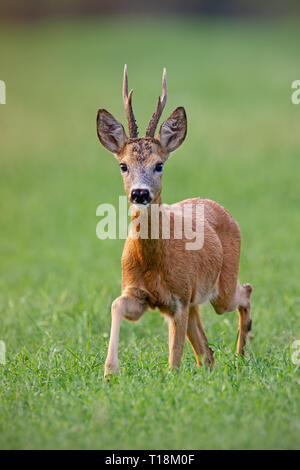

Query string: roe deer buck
97 65 253 378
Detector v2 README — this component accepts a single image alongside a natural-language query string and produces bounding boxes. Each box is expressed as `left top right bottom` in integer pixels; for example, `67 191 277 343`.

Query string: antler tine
123 64 138 138
161 67 167 108
146 67 168 138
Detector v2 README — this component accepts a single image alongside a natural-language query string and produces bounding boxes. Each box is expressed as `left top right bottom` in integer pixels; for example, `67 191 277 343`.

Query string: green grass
0 17 300 449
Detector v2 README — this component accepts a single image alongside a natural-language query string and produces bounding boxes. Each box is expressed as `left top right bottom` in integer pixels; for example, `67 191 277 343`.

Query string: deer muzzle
130 188 152 206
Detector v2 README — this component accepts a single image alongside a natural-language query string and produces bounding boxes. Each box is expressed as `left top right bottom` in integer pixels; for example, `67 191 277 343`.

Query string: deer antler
146 68 167 138
123 64 138 138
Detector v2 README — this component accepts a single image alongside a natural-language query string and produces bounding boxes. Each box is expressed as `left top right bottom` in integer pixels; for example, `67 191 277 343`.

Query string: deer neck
130 197 168 269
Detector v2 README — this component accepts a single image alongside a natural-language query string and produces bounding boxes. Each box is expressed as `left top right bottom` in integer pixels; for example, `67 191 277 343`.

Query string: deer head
97 65 187 206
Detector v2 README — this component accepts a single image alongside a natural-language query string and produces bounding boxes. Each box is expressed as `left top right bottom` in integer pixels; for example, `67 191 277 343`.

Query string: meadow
0 17 299 449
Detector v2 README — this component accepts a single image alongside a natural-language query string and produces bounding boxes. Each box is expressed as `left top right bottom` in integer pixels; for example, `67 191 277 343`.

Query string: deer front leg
104 294 146 378
168 305 189 371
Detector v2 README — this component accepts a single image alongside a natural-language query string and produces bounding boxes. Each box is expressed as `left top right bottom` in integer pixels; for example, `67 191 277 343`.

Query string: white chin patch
134 203 149 210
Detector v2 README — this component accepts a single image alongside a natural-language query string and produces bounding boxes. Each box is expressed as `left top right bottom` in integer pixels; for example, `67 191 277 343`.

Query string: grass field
0 17 300 450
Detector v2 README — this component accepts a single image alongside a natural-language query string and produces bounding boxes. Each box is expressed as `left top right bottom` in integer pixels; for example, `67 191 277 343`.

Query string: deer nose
130 188 151 205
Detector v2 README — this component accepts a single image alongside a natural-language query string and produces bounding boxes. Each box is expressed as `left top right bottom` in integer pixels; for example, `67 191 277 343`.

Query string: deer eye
120 163 128 173
155 162 163 173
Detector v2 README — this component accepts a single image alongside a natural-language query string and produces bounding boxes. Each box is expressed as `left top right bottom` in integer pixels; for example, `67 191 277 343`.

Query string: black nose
130 189 151 205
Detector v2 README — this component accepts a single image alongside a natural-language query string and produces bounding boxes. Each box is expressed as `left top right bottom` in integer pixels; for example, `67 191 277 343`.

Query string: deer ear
97 109 127 155
158 106 187 154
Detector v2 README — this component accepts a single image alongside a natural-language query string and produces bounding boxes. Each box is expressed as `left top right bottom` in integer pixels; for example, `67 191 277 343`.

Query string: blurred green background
0 2 300 450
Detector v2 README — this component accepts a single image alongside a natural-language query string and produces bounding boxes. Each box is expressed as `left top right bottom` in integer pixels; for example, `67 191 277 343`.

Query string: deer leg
236 283 252 355
168 305 189 371
213 280 253 355
187 305 214 368
104 294 146 377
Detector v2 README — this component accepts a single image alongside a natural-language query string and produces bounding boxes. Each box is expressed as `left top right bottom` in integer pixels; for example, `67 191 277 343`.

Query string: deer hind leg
212 280 253 355
236 283 252 355
209 217 252 355
186 305 214 368
104 294 146 378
